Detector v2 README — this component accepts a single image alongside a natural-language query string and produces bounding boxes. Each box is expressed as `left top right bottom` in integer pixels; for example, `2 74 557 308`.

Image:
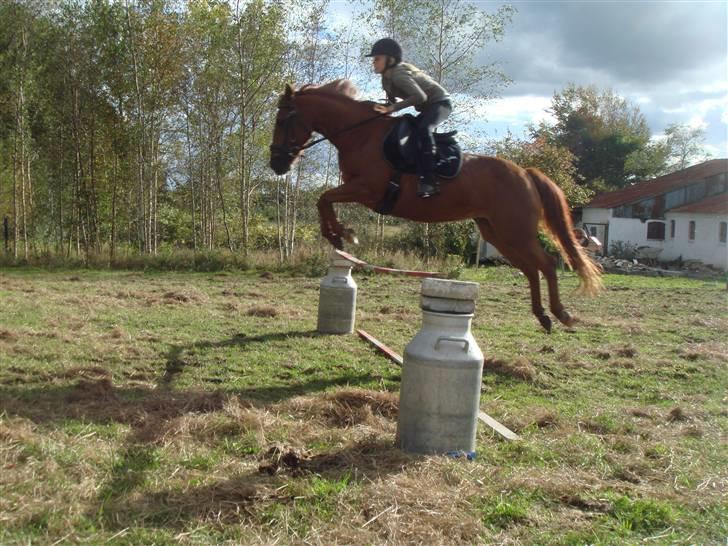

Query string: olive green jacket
381 63 450 112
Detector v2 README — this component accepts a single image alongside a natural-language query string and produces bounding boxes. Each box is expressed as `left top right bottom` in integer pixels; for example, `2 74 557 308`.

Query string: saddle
382 114 463 179
376 115 463 214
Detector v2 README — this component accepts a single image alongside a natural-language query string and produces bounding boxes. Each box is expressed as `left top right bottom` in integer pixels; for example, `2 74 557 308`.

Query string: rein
270 99 389 161
298 110 389 152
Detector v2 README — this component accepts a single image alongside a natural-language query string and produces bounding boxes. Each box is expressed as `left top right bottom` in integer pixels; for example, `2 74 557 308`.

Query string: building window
720 222 727 243
689 221 696 241
647 221 665 240
670 220 675 239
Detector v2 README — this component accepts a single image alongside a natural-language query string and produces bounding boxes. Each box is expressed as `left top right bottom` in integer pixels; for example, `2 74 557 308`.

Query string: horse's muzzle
270 157 291 175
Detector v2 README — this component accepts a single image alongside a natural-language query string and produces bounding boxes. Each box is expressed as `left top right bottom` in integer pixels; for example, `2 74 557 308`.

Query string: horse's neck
301 94 373 141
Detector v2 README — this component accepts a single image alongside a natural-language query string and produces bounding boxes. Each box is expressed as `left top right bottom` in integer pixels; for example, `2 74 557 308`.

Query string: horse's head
269 84 313 175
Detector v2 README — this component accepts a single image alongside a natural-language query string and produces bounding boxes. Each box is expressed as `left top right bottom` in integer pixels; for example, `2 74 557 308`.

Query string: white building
580 159 727 269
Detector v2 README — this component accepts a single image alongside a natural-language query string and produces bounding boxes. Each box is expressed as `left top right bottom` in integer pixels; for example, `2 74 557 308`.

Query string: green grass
0 265 726 544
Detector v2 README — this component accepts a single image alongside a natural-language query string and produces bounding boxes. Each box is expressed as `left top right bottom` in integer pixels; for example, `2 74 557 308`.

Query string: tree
664 123 710 171
534 84 651 190
624 140 670 181
489 133 593 208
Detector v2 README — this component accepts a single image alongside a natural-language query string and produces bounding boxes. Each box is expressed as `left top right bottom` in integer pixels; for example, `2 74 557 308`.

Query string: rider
366 38 451 198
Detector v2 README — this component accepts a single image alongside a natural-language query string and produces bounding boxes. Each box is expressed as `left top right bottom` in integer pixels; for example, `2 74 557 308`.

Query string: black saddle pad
383 114 463 179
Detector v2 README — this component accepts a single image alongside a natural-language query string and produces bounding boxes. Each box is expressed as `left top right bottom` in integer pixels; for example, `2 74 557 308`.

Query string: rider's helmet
365 38 402 64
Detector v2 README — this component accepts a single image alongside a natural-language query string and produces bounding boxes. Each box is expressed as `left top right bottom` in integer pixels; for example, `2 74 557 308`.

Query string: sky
327 0 728 157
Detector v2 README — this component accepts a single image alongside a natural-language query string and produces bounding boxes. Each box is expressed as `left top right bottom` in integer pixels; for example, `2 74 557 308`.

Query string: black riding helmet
365 38 402 64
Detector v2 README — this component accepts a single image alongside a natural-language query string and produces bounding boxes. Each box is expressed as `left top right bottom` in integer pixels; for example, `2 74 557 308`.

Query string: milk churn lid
421 278 479 301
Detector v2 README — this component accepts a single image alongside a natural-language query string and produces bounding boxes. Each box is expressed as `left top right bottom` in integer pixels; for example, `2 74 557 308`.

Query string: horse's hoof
538 314 552 333
557 310 575 327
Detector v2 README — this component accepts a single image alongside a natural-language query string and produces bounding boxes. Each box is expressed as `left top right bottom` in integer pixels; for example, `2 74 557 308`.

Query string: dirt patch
258 444 311 476
484 357 536 381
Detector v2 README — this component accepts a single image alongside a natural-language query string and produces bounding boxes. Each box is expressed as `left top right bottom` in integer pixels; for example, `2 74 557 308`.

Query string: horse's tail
527 168 603 296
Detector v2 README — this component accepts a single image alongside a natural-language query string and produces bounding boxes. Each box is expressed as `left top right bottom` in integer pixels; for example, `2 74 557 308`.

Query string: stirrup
417 176 439 198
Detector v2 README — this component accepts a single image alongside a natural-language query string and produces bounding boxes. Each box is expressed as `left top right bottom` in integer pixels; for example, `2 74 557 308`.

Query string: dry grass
0 268 725 544
484 357 537 381
246 305 279 318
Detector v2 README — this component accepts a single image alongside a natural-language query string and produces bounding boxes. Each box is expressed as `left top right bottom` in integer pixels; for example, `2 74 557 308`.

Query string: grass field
0 265 726 545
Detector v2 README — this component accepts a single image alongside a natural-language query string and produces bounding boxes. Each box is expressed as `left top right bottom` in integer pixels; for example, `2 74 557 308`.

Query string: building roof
668 193 728 215
586 158 728 209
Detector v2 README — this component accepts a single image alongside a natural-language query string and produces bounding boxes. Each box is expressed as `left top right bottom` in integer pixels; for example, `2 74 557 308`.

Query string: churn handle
435 336 470 352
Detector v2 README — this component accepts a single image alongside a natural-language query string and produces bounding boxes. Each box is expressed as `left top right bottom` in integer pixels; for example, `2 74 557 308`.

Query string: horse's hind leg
525 238 575 327
475 219 552 332
538 250 575 326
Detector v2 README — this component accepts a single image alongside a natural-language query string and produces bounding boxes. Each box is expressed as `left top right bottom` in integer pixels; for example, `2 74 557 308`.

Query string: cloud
472 0 728 151
465 94 554 126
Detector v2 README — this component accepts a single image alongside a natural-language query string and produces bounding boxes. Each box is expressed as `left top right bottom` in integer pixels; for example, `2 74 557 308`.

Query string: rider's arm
389 68 427 112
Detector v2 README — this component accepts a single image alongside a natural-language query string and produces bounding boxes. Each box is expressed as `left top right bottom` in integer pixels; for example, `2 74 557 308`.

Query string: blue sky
326 0 727 158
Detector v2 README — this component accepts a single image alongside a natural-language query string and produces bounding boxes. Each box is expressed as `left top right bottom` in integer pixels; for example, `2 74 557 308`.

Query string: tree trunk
126 0 148 253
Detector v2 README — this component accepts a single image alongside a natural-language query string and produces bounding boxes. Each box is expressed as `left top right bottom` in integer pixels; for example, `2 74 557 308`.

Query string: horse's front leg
316 184 373 249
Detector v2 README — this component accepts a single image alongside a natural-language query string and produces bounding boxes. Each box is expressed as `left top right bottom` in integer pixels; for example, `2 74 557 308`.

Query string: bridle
270 96 389 164
269 103 314 163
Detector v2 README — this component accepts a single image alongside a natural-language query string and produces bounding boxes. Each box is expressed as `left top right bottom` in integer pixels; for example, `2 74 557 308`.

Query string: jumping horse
269 80 602 332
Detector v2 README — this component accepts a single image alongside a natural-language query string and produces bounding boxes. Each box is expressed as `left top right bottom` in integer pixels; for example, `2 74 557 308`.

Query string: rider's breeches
414 100 452 175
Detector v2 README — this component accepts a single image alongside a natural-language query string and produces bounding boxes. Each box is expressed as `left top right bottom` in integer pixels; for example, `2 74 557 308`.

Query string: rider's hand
374 104 393 114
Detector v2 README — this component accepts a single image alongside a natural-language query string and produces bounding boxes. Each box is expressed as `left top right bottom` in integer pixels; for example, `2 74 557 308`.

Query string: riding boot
417 146 439 198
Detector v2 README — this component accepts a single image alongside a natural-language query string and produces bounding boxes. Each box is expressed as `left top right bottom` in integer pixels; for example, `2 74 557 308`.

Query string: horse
269 80 602 332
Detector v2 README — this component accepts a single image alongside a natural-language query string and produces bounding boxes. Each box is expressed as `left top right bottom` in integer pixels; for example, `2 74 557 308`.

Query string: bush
610 240 638 260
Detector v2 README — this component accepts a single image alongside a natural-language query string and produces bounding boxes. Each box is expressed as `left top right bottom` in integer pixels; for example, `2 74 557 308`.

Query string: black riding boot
417 146 439 198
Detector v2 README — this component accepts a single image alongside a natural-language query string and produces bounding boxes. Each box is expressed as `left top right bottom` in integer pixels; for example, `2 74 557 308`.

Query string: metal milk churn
316 254 357 334
397 278 484 455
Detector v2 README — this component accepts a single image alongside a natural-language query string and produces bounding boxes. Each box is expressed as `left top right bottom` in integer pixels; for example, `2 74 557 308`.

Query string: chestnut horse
269 80 602 331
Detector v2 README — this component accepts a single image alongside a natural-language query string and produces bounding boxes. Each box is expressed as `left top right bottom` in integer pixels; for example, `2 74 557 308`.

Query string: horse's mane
298 79 362 104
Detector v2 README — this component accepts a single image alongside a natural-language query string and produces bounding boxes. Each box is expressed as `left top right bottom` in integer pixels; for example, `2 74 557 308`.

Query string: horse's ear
284 83 295 97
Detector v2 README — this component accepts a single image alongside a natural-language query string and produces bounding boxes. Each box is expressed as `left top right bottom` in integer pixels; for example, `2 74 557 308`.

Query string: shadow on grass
160 329 324 388
1 328 402 531
94 436 417 531
0 329 384 436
